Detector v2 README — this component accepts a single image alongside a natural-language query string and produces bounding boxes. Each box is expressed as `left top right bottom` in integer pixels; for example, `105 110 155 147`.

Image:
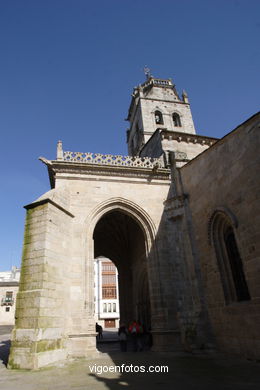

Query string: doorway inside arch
93 210 151 337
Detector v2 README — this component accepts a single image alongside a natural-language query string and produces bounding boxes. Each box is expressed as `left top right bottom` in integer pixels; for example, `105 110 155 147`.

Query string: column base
8 327 68 370
66 333 98 358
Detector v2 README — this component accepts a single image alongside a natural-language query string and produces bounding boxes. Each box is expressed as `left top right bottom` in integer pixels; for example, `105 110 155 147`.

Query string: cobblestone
1 329 260 390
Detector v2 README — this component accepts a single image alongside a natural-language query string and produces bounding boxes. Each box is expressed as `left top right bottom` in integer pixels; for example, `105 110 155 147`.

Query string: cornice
160 129 218 146
24 198 75 217
139 97 187 105
48 160 170 187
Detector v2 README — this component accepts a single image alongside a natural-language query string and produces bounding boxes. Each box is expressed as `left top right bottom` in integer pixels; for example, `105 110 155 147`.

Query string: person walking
118 322 128 352
95 322 103 340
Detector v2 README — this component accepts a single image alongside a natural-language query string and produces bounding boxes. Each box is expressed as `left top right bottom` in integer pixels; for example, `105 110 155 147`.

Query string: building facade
94 257 120 329
0 267 20 325
8 75 260 369
0 261 120 330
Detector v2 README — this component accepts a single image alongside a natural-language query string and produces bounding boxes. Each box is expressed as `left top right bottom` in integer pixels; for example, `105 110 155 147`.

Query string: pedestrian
118 322 128 352
95 322 103 339
128 320 139 351
136 321 144 351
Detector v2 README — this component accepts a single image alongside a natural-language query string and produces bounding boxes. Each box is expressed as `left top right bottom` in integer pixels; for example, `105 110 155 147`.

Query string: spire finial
143 65 152 80
57 140 63 160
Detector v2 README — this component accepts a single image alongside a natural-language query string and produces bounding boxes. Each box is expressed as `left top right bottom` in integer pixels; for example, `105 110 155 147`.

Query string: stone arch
172 112 182 127
208 207 250 303
208 206 238 246
85 197 157 329
154 110 164 125
86 197 157 255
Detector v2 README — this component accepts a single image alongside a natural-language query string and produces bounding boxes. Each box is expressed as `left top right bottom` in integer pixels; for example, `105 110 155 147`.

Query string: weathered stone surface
9 75 260 369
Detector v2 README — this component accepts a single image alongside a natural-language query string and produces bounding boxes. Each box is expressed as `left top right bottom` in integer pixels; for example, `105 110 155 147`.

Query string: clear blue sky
0 0 259 270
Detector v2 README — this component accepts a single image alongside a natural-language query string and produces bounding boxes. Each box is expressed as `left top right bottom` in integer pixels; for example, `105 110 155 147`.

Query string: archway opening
93 210 151 332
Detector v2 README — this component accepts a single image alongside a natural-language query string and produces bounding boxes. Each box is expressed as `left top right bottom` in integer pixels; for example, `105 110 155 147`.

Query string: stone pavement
1 327 260 390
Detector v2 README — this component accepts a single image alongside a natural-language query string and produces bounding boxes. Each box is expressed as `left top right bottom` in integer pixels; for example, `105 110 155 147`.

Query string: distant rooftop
0 266 20 283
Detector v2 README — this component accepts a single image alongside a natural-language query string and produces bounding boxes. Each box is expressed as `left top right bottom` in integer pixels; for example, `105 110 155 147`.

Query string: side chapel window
172 113 181 127
155 110 163 125
211 211 250 304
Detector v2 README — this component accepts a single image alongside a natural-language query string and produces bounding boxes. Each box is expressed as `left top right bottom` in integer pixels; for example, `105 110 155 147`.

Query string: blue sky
0 0 259 270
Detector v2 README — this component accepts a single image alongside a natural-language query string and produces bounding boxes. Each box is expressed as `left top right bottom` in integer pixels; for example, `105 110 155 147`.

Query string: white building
0 266 20 325
94 257 120 329
1 262 120 329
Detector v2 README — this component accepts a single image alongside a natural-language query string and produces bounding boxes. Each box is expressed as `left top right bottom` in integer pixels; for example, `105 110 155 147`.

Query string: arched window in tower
172 113 182 127
210 211 250 304
154 110 163 125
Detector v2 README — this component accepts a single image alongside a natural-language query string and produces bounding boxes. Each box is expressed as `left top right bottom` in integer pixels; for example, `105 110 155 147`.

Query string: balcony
1 298 14 306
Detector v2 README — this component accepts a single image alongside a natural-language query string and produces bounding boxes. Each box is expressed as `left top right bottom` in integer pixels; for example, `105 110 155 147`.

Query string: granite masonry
8 76 260 369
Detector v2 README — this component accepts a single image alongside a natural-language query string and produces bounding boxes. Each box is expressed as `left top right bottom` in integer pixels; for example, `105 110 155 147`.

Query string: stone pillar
162 151 215 352
147 237 182 352
65 231 97 358
8 199 74 369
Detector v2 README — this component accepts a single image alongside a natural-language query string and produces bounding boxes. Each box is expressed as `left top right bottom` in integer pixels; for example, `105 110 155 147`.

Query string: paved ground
1 326 260 390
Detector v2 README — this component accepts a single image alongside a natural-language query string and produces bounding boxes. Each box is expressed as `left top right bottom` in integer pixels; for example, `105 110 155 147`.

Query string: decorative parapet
63 151 163 168
141 77 172 89
57 142 164 169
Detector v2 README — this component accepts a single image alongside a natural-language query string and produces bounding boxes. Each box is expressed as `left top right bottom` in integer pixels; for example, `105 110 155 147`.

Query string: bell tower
126 71 196 156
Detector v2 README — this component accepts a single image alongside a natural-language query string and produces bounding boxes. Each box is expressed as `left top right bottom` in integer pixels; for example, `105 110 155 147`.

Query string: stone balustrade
61 150 164 169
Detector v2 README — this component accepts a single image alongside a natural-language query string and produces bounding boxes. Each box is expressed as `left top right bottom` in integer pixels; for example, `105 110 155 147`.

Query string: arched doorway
93 209 151 331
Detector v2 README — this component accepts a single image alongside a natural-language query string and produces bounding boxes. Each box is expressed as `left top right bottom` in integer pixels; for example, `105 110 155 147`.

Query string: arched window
154 110 163 125
211 211 250 304
172 113 181 127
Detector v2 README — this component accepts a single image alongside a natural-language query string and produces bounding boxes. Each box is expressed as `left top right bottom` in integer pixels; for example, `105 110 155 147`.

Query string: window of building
172 113 181 127
6 307 10 312
211 211 250 304
102 287 117 299
102 274 116 285
155 110 163 125
101 260 117 299
102 262 116 272
103 303 107 312
5 291 13 302
113 303 116 312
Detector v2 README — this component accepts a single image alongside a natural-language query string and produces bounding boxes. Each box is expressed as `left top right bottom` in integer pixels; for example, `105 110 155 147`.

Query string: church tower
126 72 196 156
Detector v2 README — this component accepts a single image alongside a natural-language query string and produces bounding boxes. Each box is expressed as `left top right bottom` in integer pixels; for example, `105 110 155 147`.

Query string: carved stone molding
164 194 188 218
160 130 218 146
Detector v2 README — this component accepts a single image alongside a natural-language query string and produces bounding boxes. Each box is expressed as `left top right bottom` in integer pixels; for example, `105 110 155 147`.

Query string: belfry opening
93 210 151 331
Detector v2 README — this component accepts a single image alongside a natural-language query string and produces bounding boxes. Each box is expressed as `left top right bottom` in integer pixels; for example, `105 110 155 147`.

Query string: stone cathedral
9 75 260 369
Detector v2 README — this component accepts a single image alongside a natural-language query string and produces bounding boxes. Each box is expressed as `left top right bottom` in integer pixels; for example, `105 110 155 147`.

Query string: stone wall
8 199 73 369
179 113 260 359
10 165 183 368
140 129 217 167
10 111 259 368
